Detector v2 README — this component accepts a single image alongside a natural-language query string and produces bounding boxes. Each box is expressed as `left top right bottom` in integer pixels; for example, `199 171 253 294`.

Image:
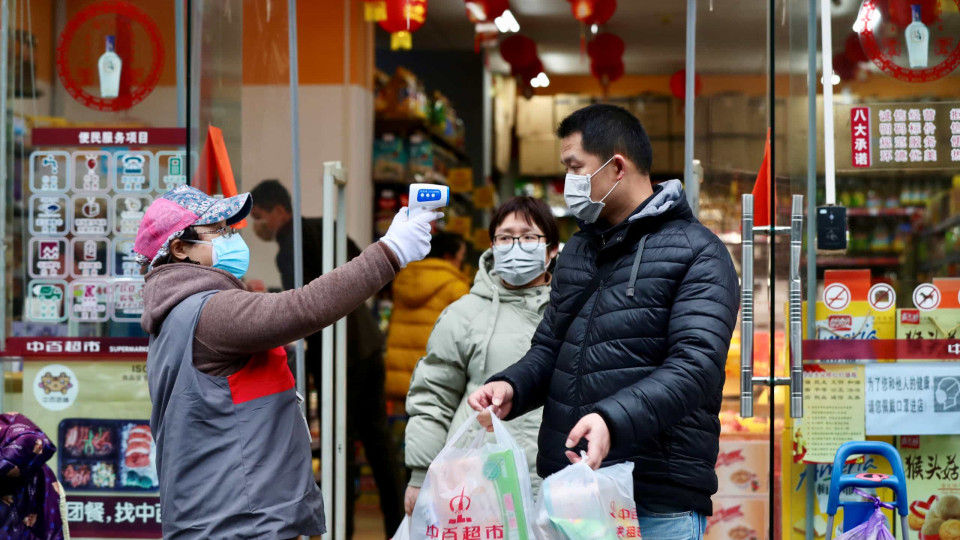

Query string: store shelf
375 117 469 163
919 252 960 273
920 213 960 237
817 256 901 268
846 207 923 217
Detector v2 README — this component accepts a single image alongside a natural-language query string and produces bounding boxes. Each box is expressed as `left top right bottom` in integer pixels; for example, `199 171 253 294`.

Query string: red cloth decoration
587 33 625 60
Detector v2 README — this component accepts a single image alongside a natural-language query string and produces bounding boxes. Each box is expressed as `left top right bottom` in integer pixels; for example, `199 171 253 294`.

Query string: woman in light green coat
403 197 560 515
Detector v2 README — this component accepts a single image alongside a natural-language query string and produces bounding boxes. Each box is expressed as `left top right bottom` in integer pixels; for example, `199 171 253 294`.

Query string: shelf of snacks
373 67 469 185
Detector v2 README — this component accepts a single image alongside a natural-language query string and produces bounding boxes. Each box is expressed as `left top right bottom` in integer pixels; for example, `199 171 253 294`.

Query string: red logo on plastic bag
449 487 473 524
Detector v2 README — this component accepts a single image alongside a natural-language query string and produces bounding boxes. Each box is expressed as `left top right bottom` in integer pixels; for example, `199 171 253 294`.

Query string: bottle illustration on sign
41 155 60 191
905 4 929 68
83 154 101 190
83 240 97 261
120 155 147 190
163 155 187 189
98 35 122 98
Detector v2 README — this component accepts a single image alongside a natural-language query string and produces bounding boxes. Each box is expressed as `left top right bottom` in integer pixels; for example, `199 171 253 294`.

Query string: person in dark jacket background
250 180 404 538
469 104 739 540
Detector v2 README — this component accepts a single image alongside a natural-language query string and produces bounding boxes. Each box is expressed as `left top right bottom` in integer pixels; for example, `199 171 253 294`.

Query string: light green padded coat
404 248 551 493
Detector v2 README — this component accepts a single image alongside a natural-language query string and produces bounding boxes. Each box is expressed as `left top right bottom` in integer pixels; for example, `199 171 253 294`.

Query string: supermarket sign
66 495 160 539
840 102 960 171
0 337 149 358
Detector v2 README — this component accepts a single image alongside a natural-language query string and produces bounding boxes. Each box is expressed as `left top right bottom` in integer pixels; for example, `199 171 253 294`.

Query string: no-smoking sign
913 283 941 312
824 283 852 312
868 283 896 312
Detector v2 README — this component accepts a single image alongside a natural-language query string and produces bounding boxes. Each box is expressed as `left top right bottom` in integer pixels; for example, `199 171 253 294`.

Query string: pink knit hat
134 185 251 267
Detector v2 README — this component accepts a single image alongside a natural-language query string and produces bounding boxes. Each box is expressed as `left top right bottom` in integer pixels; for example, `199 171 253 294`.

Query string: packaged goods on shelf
408 135 435 177
373 136 407 182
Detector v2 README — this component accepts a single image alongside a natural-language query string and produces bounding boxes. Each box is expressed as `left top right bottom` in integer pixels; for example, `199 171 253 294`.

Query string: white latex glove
380 207 443 268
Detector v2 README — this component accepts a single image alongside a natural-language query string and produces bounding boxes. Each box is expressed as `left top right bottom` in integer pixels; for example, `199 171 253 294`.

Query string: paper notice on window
799 364 866 464
865 362 960 435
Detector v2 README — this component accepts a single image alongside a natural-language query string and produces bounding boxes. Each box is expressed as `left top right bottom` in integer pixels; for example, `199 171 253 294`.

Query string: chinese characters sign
865 363 960 435
799 364 865 464
838 102 960 171
895 436 960 540
66 496 161 539
851 107 871 168
31 128 186 147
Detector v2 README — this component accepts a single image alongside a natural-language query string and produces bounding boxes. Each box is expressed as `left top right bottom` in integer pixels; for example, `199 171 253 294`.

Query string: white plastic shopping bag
534 455 639 540
392 516 412 540
410 409 536 540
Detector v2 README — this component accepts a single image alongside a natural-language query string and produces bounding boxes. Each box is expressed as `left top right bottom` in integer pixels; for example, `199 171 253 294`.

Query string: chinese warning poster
865 363 960 435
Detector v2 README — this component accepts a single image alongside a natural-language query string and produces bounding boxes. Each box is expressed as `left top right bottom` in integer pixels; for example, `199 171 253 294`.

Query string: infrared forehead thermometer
407 183 450 218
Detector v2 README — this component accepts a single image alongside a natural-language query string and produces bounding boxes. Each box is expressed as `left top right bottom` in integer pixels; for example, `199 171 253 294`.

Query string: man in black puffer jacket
469 104 739 540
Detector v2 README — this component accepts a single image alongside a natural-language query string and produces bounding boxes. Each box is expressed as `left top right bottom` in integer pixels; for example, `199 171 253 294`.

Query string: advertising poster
864 363 960 435
22 360 159 539
897 436 960 540
781 427 895 540
799 364 866 464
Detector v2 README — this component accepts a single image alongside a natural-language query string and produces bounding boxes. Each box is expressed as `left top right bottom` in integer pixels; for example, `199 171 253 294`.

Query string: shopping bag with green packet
410 408 536 540
534 454 639 540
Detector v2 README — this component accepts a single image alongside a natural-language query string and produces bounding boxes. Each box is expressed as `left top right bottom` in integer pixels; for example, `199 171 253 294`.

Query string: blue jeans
637 504 708 540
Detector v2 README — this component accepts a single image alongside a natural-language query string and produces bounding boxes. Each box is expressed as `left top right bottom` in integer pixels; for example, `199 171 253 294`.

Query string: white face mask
493 242 548 287
563 156 619 224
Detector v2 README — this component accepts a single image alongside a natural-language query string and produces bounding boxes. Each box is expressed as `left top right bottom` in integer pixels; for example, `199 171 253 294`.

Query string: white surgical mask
563 156 619 224
493 242 547 287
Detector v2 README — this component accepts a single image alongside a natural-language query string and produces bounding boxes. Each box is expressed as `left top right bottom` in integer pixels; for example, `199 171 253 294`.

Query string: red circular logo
857 0 960 83
55 1 165 112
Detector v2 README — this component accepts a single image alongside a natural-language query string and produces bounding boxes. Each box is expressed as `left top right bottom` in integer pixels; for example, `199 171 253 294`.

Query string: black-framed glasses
492 234 547 253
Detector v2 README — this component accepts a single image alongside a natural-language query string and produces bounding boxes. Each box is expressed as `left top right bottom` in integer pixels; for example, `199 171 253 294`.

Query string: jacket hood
392 258 468 308
628 179 688 222
141 263 244 334
471 249 551 304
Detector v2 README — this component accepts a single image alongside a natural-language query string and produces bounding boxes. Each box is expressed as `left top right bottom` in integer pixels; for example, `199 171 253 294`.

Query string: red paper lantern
669 69 703 99
513 58 544 82
844 32 868 64
571 0 616 25
378 0 429 50
591 58 624 84
500 35 537 68
587 33 625 61
883 0 940 29
464 0 509 23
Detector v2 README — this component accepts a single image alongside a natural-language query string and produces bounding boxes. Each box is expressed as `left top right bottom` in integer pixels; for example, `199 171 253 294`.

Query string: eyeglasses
492 234 547 253
195 226 238 239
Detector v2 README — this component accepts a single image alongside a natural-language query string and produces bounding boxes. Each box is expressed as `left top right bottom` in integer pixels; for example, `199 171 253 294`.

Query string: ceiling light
591 23 599 34
494 10 520 33
465 2 486 21
536 72 550 87
531 78 541 88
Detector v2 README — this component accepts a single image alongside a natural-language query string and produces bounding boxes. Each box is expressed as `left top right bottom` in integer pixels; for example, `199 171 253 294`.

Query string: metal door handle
790 194 804 418
740 194 755 418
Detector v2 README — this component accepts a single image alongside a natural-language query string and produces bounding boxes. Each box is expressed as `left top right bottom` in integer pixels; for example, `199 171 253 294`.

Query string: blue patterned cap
160 185 251 226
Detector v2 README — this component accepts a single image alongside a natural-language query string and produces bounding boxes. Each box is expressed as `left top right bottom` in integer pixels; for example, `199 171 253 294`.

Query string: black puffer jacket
491 180 739 516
